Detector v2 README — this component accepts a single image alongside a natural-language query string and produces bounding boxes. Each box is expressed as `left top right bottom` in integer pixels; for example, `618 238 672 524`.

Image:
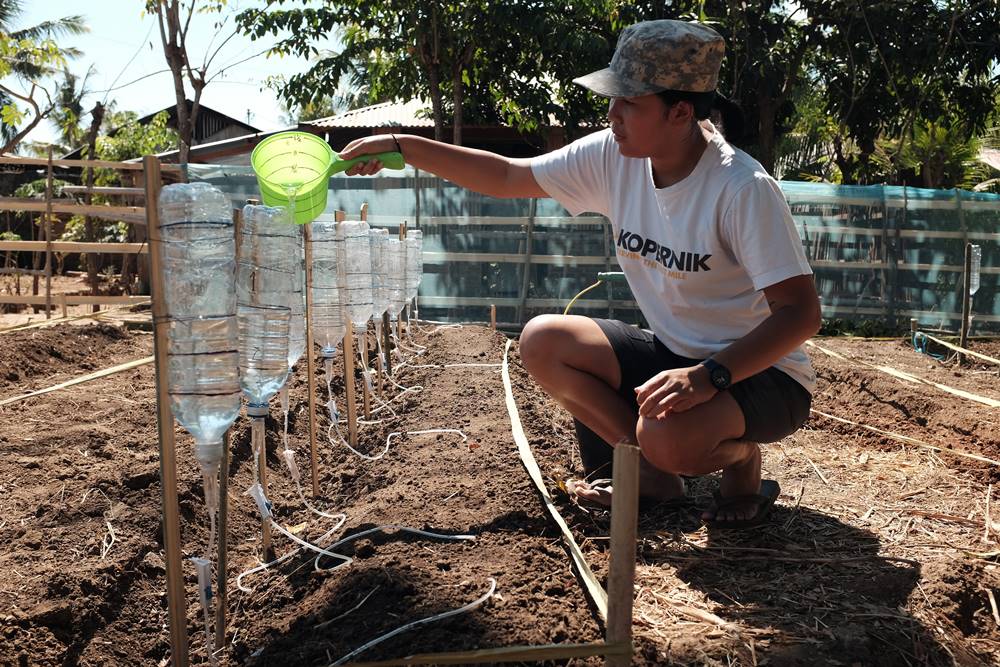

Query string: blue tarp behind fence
188 164 999 332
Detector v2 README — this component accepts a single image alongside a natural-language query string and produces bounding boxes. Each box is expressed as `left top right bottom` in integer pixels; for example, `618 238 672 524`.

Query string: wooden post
344 327 359 448
361 326 372 419
959 242 973 365
375 324 385 397
303 224 320 497
43 147 53 319
490 304 496 330
605 441 640 667
215 428 230 650
59 293 67 319
910 317 918 336
382 311 392 376
252 417 273 560
143 155 190 667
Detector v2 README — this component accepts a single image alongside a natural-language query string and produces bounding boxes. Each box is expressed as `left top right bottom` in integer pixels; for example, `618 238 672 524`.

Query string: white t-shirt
530 125 816 394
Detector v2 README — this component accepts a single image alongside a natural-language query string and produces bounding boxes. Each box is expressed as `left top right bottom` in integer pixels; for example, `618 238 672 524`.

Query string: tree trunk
83 102 105 311
427 65 446 143
452 70 463 147
157 1 192 163
756 93 777 175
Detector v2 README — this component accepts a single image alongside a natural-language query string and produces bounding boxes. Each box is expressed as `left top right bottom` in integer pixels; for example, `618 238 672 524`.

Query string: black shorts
575 318 812 476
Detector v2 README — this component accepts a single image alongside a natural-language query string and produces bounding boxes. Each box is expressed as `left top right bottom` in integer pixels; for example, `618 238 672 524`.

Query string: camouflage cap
574 20 725 97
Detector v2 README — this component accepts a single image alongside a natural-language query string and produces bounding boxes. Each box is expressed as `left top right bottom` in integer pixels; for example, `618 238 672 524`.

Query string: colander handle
329 151 405 175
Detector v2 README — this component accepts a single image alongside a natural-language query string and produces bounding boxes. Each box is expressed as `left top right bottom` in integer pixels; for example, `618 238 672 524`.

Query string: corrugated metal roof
305 99 434 129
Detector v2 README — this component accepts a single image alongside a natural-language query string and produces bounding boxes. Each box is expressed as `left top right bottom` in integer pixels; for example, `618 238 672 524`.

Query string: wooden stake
490 304 496 330
303 224 320 497
215 428 230 649
375 324 384 397
382 311 392 376
344 325 359 449
605 441 639 667
361 325 372 419
43 147 53 319
143 155 189 667
253 417 273 560
959 242 973 364
59 293 67 319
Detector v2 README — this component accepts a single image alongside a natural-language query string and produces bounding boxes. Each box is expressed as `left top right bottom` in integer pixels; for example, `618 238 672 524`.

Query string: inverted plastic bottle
404 229 423 301
369 228 391 318
238 205 295 416
385 237 407 320
158 182 241 509
342 220 374 329
310 219 348 357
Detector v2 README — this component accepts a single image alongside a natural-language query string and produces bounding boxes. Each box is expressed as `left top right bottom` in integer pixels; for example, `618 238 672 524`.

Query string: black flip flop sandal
703 479 781 529
567 478 689 513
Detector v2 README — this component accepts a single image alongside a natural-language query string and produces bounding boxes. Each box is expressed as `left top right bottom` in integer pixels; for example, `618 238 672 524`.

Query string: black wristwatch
700 358 731 391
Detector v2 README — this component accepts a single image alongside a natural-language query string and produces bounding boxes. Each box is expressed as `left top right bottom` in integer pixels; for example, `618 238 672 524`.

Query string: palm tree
0 0 87 148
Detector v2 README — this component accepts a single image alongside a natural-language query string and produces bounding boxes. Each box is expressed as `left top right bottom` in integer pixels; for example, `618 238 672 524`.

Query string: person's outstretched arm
338 134 548 199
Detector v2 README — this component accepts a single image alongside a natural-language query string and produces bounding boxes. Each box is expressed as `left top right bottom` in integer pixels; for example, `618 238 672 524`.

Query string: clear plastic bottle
342 220 374 328
404 229 423 302
159 182 241 472
237 205 294 414
310 220 348 356
386 237 407 320
368 228 391 317
970 244 981 296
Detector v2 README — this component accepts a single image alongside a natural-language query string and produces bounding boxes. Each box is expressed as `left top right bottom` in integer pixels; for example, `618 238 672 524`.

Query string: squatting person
338 20 820 528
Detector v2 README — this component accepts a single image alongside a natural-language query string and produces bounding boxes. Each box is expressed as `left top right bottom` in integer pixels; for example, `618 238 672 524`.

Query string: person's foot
567 457 685 508
701 442 766 523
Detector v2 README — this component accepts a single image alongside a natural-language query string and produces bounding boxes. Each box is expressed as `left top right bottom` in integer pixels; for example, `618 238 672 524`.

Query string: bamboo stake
303 224 319 497
382 311 392 376
253 417 273 560
0 355 153 407
344 321 360 449
215 428 230 649
340 641 630 667
43 147 53 319
375 324 384 397
605 441 640 667
490 304 496 330
361 326 372 419
143 155 189 667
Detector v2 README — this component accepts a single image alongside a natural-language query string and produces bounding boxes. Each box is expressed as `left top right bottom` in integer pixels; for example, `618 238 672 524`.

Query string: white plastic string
328 578 496 666
313 524 476 571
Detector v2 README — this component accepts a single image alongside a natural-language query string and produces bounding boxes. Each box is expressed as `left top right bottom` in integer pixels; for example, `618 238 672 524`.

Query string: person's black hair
656 89 744 143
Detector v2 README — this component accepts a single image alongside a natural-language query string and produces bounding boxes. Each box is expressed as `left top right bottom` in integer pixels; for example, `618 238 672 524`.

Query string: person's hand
635 365 717 419
339 136 399 176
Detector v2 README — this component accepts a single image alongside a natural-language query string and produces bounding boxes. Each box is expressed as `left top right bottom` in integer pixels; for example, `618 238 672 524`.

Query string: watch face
711 365 730 388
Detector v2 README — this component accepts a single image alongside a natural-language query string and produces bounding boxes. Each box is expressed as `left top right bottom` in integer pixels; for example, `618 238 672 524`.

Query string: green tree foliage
0 0 87 152
240 0 999 184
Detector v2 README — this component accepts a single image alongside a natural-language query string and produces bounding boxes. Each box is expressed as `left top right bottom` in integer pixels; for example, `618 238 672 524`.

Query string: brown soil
1 323 999 666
